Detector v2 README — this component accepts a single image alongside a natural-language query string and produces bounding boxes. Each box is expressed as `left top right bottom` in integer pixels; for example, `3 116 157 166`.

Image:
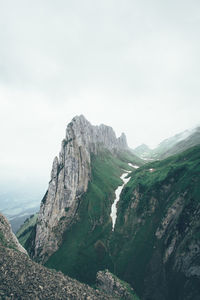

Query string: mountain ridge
29 115 141 263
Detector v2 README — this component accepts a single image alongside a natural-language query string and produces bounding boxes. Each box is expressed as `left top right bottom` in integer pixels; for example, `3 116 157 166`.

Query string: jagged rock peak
33 115 129 262
118 132 128 149
62 114 128 155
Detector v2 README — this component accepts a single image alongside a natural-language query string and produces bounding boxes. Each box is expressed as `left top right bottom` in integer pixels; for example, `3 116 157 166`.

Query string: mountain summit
32 115 132 262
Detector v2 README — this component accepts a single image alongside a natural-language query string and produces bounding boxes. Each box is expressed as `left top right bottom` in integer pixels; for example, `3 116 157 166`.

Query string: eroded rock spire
34 115 128 261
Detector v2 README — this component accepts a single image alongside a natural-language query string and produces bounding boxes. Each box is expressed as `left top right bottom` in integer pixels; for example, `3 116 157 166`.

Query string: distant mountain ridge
133 126 200 160
159 126 200 158
132 144 151 157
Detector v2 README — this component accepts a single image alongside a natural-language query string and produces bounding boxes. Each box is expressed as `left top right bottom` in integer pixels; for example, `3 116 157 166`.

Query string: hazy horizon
0 0 200 195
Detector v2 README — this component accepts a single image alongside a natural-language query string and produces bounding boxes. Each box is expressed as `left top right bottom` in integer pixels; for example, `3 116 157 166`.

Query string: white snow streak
110 162 140 231
128 163 139 169
110 171 131 231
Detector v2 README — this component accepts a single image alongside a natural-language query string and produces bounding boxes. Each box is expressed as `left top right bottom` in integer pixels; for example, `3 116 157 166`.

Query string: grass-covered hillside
45 150 142 284
16 214 38 247
111 145 200 300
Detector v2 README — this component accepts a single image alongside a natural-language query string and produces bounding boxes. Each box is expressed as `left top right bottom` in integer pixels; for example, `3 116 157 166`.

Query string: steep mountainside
0 213 112 299
16 213 38 248
45 150 140 284
1 211 140 299
111 145 200 300
0 246 112 300
32 115 139 262
22 115 142 282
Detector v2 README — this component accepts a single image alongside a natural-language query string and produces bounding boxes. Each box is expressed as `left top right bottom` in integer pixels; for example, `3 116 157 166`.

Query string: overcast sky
0 0 200 191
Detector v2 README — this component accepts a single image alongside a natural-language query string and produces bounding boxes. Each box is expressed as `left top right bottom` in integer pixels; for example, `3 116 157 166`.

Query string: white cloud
0 0 199 195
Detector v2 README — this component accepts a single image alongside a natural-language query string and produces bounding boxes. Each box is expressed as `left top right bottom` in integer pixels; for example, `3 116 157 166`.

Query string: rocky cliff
33 115 129 262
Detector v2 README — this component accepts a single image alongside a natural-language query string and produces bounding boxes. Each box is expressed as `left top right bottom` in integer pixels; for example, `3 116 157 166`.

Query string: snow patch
128 163 139 169
110 171 131 231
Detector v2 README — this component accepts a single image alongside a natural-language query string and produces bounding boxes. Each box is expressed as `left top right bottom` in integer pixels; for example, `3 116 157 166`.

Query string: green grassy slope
16 214 38 247
111 145 200 300
46 150 141 284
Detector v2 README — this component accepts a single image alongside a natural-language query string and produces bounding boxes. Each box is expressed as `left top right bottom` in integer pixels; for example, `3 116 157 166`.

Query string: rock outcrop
0 212 112 299
0 213 27 254
34 115 128 262
96 270 137 299
0 245 113 300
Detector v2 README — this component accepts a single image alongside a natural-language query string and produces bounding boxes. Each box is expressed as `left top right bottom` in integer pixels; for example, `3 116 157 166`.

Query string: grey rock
96 269 135 299
0 213 27 255
0 211 111 299
34 115 128 262
0 245 112 299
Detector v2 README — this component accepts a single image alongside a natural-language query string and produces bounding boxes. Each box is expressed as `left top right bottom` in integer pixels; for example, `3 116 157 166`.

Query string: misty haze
0 1 200 299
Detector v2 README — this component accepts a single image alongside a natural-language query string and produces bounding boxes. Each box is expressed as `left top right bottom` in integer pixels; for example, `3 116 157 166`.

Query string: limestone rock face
34 115 128 261
0 213 27 255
